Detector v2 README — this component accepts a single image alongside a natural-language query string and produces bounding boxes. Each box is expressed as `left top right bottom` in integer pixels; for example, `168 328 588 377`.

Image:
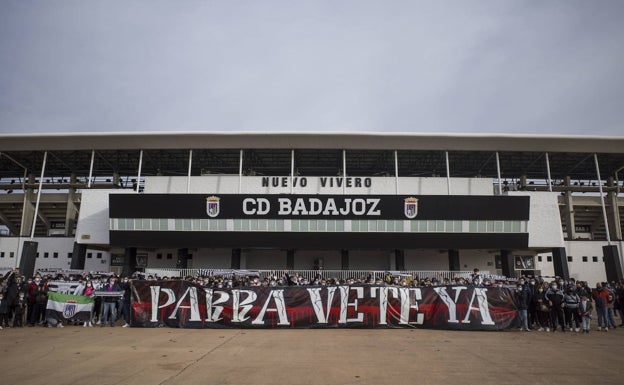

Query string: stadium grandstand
0 132 622 284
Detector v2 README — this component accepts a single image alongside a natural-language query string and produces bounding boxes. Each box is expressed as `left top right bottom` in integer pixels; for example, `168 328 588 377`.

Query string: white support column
187 149 193 193
445 151 451 195
136 150 143 193
594 153 611 245
495 151 502 195
394 150 399 194
290 149 295 194
87 150 95 188
239 149 243 194
30 151 47 239
545 152 552 192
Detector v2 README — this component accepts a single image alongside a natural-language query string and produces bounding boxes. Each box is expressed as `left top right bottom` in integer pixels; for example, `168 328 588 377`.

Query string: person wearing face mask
117 277 131 328
13 291 26 327
578 293 594 333
82 281 95 327
545 282 566 332
592 283 610 331
27 276 41 323
534 284 551 331
515 284 531 331
30 283 48 326
99 276 121 327
528 279 539 330
563 287 581 332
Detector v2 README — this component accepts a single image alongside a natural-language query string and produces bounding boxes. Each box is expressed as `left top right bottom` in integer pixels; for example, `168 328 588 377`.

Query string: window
567 256 573 262
0 252 4 258
87 253 93 259
582 256 588 262
166 253 173 260
68 252 73 259
36 252 40 259
547 256 552 262
44 252 49 258
188 254 193 260
156 253 162 259
53 252 59 259
592 256 598 262
96 253 102 259
9 252 14 258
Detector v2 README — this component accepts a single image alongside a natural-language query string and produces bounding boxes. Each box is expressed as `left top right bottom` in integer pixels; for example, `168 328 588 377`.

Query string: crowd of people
0 269 131 329
510 276 624 333
1 267 623 332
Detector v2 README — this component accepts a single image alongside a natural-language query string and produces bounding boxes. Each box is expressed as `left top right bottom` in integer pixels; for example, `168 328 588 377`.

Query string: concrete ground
0 324 622 385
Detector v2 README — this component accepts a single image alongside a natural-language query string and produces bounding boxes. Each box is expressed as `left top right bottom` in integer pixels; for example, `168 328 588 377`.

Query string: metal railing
143 268 482 281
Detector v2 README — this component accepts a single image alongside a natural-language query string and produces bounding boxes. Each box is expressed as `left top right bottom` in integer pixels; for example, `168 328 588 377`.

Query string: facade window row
110 218 527 234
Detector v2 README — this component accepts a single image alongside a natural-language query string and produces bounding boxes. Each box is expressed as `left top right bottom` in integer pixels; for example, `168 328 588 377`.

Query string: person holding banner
99 276 121 327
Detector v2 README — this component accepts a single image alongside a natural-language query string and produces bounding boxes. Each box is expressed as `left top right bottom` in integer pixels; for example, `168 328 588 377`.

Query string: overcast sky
0 1 623 135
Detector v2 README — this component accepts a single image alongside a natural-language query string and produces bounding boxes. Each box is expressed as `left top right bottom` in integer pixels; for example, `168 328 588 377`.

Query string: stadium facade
0 132 622 284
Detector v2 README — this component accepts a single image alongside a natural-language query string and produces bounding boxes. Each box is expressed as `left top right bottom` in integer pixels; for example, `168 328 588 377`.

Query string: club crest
63 300 77 319
404 197 418 219
206 196 220 218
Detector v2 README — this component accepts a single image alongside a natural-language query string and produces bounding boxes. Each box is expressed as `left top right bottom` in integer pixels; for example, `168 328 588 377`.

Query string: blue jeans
518 309 528 330
596 307 608 328
101 302 117 326
118 298 130 325
607 308 617 327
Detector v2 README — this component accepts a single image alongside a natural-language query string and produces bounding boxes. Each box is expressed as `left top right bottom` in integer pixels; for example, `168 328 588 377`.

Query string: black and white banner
131 281 519 330
111 194 530 220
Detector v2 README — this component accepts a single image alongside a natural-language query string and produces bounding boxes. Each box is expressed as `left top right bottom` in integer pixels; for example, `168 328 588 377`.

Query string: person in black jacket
0 292 9 328
515 284 531 331
4 269 20 324
545 282 566 332
13 291 26 327
117 277 131 327
99 276 121 327
30 283 48 326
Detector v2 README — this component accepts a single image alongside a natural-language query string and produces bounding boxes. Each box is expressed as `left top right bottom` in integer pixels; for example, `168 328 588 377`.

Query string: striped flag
46 292 94 322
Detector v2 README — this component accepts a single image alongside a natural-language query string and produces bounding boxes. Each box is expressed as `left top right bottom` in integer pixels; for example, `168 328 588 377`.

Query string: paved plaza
0 326 622 385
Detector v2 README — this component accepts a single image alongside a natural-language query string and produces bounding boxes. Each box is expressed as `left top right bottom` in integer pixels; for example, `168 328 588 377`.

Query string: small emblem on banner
63 300 77 319
206 196 221 218
404 197 418 219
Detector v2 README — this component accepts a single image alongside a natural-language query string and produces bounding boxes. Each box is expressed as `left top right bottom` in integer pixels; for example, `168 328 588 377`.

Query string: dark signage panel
110 194 530 221
110 231 529 250
110 254 125 266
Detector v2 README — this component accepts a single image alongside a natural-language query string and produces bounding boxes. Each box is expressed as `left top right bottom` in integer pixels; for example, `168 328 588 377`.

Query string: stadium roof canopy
1 132 623 181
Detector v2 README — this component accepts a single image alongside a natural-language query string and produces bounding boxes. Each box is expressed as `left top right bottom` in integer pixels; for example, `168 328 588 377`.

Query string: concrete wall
243 249 287 270
0 236 109 273
293 249 342 270
535 240 624 285
144 176 494 195
76 189 128 245
404 249 449 270
458 249 497 273
509 191 564 248
190 248 232 269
